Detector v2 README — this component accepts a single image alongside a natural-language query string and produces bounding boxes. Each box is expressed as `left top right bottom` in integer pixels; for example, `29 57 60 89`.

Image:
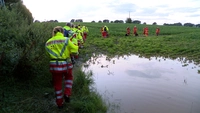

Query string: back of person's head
71 23 74 27
52 26 64 36
66 22 72 27
75 25 79 29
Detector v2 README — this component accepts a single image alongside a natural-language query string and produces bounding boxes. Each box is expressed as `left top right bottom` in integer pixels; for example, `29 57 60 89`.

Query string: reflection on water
126 70 162 78
82 54 200 113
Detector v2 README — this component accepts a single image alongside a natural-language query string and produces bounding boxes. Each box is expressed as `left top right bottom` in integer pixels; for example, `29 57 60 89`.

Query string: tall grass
0 67 107 113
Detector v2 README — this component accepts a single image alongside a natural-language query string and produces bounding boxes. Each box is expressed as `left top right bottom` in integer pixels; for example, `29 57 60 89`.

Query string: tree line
69 18 200 28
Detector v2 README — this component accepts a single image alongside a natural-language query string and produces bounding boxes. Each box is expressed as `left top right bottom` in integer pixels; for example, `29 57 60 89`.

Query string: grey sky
23 0 200 25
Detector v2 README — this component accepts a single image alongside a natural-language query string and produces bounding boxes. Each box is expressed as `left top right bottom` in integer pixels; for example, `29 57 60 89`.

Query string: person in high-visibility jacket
70 33 79 60
102 25 109 38
81 26 89 41
71 24 76 32
45 26 78 109
78 24 81 30
63 23 77 64
63 23 73 37
75 25 84 48
69 24 79 59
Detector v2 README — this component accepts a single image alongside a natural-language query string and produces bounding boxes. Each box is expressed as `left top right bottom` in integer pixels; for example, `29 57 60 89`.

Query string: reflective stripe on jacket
49 60 73 72
45 32 78 72
45 32 78 59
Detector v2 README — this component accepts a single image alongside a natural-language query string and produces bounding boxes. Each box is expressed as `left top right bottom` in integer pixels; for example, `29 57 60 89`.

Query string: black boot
64 95 70 103
58 105 63 109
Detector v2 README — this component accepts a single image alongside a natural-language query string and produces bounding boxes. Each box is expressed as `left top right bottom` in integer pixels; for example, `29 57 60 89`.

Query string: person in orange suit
156 27 160 36
133 26 138 36
126 27 130 36
144 27 148 36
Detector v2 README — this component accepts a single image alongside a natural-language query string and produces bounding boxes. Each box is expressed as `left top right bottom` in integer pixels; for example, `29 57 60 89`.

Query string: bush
0 7 54 82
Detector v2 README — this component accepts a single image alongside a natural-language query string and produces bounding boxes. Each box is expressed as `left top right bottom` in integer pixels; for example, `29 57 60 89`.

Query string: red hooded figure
126 27 130 36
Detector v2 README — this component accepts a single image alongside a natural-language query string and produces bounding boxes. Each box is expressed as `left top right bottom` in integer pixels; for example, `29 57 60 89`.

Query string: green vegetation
1 1 200 112
72 22 200 65
0 2 107 112
0 66 107 113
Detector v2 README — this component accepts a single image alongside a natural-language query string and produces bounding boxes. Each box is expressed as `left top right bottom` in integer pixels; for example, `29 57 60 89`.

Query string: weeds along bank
0 8 107 113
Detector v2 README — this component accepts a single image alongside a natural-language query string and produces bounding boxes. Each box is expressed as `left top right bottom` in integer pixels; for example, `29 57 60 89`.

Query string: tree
75 19 83 22
143 22 146 25
11 1 33 24
5 0 20 3
34 20 40 23
114 20 124 23
114 20 118 23
184 23 194 27
152 22 157 25
163 23 172 26
114 20 121 23
70 19 75 23
174 22 182 26
196 24 200 27
103 19 109 23
7 1 34 24
91 20 95 23
119 20 124 23
133 20 141 24
125 18 132 23
5 0 21 6
98 20 102 23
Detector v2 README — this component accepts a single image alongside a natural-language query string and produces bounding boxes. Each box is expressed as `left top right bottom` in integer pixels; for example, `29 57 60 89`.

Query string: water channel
82 54 200 113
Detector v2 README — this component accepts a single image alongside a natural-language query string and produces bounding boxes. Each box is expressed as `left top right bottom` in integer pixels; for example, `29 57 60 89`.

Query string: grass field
72 22 200 65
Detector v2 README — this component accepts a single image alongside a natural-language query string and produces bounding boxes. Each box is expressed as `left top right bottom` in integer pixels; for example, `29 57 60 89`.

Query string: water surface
82 54 200 113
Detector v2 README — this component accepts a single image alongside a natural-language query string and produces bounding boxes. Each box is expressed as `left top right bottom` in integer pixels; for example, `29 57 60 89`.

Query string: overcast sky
23 0 200 25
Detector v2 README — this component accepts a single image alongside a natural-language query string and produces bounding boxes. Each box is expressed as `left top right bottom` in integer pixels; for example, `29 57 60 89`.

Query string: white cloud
23 0 200 25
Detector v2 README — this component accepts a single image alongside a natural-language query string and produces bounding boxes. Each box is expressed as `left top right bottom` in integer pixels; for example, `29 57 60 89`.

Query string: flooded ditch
82 54 200 113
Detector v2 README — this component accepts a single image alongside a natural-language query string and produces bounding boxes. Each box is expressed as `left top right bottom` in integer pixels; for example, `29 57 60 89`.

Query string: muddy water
82 54 200 113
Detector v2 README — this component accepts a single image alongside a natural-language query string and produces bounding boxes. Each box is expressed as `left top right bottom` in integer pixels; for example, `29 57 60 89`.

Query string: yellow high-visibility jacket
45 32 78 61
105 26 109 31
75 28 84 44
